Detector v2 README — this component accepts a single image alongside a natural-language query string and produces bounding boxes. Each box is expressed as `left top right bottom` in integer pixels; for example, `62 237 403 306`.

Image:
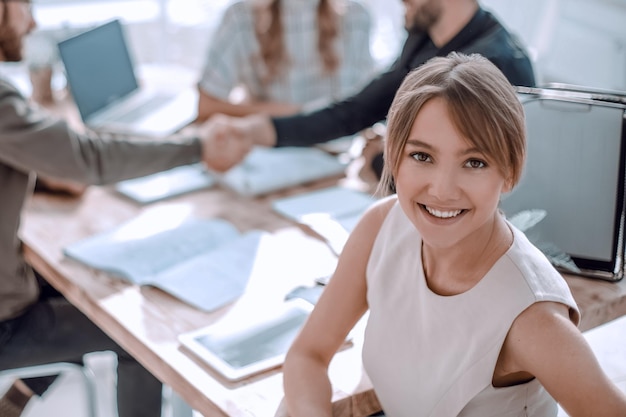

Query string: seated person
282 52 626 416
198 0 536 179
196 0 376 120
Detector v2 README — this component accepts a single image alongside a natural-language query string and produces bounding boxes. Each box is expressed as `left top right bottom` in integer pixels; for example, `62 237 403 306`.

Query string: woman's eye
410 152 431 163
465 159 486 169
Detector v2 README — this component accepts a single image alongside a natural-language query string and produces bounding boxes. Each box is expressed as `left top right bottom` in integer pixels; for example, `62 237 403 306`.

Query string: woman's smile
421 204 464 219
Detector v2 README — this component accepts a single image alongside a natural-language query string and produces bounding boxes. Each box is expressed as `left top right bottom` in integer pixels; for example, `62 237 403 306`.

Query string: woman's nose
427 168 460 201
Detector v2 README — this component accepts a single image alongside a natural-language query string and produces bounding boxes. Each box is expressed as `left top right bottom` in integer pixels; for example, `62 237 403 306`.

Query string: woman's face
394 96 510 250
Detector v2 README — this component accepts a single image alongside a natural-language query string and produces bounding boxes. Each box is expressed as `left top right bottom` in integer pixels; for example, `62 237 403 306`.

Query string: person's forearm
272 66 405 148
0 100 201 184
283 353 334 417
197 90 300 121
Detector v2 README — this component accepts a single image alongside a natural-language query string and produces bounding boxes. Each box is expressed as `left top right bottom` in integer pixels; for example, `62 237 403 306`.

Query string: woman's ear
501 178 513 194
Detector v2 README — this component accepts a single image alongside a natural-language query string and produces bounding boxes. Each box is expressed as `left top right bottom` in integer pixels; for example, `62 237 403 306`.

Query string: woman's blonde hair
379 52 526 195
253 0 341 85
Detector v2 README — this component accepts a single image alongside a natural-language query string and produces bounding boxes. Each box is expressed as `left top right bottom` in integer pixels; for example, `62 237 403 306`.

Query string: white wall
27 0 405 73
482 0 626 90
25 0 626 91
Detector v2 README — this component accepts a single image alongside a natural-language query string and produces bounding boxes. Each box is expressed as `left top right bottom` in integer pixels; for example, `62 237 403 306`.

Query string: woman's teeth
425 206 462 218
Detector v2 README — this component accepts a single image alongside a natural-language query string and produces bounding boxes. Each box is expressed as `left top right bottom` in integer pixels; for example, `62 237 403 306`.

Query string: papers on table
63 209 339 312
215 146 348 197
63 215 256 312
115 163 215 204
114 147 348 203
272 186 377 254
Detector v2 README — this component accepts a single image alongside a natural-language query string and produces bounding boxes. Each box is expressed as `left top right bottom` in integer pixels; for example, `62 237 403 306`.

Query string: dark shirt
273 8 536 148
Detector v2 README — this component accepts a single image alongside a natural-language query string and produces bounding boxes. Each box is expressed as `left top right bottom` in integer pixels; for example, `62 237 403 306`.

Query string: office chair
0 362 98 417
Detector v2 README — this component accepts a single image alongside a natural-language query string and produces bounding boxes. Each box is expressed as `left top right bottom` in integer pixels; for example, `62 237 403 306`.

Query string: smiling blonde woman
282 52 626 417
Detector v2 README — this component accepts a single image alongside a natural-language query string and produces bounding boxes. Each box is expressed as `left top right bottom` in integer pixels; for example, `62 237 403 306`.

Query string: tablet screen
179 299 314 381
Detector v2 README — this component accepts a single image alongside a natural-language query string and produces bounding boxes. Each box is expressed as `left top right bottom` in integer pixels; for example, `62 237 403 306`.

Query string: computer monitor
501 88 626 281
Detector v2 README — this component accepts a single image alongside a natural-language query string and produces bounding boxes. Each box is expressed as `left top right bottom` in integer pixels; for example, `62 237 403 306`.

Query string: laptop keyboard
107 95 173 124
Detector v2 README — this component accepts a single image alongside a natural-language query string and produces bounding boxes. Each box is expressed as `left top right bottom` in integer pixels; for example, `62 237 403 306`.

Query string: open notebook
63 216 259 312
63 210 339 312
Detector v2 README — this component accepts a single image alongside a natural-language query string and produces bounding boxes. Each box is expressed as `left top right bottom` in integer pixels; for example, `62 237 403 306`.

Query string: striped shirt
198 0 376 111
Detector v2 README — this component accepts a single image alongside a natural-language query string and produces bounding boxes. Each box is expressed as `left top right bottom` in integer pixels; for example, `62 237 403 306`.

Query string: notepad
214 147 348 197
115 163 215 204
63 215 262 312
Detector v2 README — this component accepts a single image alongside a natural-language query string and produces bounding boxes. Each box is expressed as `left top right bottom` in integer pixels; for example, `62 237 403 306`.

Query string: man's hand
242 114 278 147
35 176 88 196
196 114 252 172
196 114 277 172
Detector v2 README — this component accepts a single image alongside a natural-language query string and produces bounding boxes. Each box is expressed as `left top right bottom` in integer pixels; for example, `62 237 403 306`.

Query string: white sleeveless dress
363 200 579 417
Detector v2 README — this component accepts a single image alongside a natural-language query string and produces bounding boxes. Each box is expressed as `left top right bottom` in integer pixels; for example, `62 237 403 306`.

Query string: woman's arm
504 301 626 416
283 198 394 416
196 89 301 122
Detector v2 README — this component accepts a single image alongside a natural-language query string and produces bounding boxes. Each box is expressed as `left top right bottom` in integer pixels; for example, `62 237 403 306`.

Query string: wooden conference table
18 87 626 417
19 166 626 417
20 173 386 417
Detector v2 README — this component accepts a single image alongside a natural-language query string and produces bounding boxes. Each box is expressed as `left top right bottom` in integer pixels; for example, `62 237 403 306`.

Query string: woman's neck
422 213 513 296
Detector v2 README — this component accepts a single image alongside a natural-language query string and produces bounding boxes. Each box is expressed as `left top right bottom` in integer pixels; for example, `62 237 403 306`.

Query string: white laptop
57 19 197 137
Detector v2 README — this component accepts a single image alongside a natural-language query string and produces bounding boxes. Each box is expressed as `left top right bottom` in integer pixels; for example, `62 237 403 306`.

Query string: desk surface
20 176 626 417
20 180 383 417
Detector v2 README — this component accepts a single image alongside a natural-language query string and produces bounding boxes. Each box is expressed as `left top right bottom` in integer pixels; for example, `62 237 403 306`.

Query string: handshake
197 114 277 173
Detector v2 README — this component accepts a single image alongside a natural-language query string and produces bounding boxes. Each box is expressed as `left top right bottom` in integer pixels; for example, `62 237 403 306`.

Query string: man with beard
202 0 536 179
0 1 246 416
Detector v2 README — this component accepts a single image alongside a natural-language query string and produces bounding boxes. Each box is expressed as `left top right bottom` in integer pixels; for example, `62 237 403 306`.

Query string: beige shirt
363 199 579 416
0 76 201 321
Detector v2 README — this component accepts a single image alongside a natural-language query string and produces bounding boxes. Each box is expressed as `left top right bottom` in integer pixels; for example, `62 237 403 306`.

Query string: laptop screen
57 19 138 121
500 93 625 280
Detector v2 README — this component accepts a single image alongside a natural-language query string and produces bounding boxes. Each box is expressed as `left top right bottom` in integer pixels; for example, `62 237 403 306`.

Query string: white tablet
178 299 314 381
